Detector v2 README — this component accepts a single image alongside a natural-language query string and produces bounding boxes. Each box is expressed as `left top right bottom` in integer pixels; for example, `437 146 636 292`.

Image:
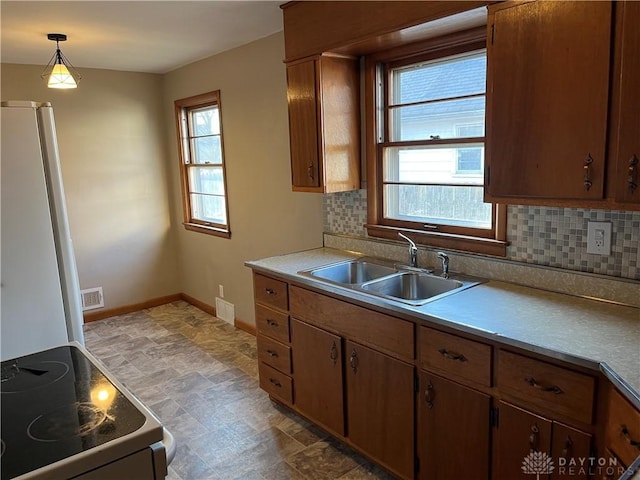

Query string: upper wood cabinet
612 1 640 205
286 54 360 193
485 1 612 202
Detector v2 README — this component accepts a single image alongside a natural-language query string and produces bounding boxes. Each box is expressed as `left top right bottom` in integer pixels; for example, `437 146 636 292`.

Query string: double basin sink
299 257 484 306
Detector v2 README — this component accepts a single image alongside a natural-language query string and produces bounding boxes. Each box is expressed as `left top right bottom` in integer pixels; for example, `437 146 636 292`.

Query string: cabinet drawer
254 273 288 311
419 326 492 387
255 304 290 343
497 350 595 425
259 362 293 405
257 335 292 374
290 285 414 361
606 388 640 467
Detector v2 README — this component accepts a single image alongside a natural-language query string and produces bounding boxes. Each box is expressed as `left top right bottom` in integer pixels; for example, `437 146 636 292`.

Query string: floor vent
81 287 104 311
215 297 235 324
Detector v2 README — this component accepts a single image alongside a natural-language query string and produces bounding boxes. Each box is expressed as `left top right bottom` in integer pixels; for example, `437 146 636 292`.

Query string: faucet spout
398 233 418 267
437 251 449 278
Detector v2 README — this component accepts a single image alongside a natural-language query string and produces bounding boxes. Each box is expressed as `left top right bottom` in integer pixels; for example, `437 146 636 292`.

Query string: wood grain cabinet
604 388 640 474
286 54 360 193
485 0 612 202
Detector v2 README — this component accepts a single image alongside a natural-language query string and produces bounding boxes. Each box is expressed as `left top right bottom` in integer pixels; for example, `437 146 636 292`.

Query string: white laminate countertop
246 247 640 404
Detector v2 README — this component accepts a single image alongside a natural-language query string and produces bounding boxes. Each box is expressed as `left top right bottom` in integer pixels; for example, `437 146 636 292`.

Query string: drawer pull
621 425 640 449
425 381 434 409
269 378 282 388
525 376 563 394
583 154 593 191
529 423 540 452
265 288 277 296
266 319 279 327
561 436 573 459
266 350 278 358
628 154 638 193
349 349 359 374
329 341 338 365
438 348 467 362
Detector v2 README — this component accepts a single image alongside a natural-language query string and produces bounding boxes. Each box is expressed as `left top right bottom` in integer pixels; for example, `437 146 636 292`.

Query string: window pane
383 145 484 185
188 166 225 195
392 52 486 105
191 136 222 164
384 184 492 228
190 106 220 136
190 193 227 225
391 97 485 141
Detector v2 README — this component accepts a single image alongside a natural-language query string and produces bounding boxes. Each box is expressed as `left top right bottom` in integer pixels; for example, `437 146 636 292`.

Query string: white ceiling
0 1 284 74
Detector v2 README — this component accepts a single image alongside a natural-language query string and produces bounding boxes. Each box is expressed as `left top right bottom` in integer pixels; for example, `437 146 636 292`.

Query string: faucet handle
436 251 450 277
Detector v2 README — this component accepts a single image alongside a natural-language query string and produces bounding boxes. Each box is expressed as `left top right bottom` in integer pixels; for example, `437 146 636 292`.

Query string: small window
175 91 230 237
366 36 507 256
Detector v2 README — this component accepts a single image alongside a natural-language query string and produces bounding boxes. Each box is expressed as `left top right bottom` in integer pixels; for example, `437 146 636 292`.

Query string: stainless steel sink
361 271 464 305
308 260 397 285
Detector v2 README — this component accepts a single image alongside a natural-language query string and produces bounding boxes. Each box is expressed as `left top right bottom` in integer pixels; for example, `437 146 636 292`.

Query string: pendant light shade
41 33 81 89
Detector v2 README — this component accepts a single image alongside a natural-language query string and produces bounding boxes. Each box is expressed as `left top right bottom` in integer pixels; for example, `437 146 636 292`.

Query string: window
175 91 230 237
365 36 507 256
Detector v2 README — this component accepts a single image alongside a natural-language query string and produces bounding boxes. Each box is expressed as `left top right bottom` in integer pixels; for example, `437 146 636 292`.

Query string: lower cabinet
291 318 414 479
495 402 592 480
417 372 491 480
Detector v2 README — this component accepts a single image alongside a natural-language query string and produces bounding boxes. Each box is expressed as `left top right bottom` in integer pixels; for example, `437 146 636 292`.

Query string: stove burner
27 403 108 442
1 361 69 393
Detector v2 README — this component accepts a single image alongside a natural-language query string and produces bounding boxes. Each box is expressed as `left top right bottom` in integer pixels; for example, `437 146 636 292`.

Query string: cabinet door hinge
490 406 499 428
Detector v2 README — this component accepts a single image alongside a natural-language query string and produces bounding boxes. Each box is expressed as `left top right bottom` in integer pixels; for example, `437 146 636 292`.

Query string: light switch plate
586 221 612 255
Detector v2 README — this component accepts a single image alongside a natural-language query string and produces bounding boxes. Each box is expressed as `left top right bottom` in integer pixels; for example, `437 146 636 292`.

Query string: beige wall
163 32 323 325
1 64 180 309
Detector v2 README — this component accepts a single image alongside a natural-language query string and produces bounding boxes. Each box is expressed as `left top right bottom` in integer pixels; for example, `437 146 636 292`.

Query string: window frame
175 90 231 238
364 30 507 257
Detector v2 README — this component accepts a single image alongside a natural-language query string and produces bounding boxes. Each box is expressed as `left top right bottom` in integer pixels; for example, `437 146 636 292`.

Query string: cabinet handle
265 288 277 296
269 378 282 388
329 341 338 365
266 350 278 357
425 381 434 409
583 154 594 191
266 319 279 327
621 425 640 450
308 163 315 180
438 348 467 362
628 154 638 193
529 423 540 452
349 349 359 374
561 435 573 459
525 376 563 394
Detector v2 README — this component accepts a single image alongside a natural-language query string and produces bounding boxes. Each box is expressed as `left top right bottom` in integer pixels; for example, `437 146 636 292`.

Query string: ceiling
0 1 284 74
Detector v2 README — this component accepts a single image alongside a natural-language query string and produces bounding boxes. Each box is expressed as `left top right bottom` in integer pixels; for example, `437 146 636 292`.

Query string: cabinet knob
529 423 540 452
329 341 338 365
266 319 279 327
266 350 278 358
307 163 315 180
349 349 359 373
583 154 594 191
628 154 638 193
265 288 277 296
269 378 282 388
560 435 573 459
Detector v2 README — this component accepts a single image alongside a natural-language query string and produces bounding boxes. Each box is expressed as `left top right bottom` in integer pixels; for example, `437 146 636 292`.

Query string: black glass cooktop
0 346 146 480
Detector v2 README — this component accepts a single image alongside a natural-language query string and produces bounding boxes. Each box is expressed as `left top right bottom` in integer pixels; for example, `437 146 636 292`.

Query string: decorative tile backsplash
323 190 640 281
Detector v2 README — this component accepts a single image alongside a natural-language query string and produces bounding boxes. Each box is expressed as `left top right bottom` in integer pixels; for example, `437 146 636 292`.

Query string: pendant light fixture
41 33 81 89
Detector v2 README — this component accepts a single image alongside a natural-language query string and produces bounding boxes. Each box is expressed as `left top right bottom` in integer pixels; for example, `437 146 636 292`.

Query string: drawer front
257 335 292 374
254 273 289 311
289 285 414 361
606 388 640 467
255 304 290 343
497 350 595 425
419 326 492 387
259 362 293 405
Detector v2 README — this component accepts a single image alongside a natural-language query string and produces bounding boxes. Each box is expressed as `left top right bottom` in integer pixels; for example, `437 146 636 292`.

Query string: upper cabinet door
485 1 612 201
613 1 640 205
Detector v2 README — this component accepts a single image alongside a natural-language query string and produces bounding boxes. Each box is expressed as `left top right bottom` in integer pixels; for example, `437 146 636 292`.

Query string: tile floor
83 301 395 480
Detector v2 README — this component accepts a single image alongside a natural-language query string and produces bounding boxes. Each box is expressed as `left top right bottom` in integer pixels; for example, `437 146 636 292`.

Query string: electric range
1 343 173 480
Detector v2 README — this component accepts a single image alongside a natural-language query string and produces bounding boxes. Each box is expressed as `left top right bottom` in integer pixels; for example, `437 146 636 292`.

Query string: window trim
175 90 231 238
364 29 507 257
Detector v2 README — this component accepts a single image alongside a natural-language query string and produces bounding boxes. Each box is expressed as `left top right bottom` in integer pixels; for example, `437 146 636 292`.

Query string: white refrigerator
1 100 85 361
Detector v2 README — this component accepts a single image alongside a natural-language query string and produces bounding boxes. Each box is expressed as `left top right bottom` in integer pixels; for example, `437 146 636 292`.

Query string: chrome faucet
398 233 418 268
437 252 449 278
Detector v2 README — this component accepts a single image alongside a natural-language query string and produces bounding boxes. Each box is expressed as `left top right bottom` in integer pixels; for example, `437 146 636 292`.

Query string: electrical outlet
586 221 612 255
